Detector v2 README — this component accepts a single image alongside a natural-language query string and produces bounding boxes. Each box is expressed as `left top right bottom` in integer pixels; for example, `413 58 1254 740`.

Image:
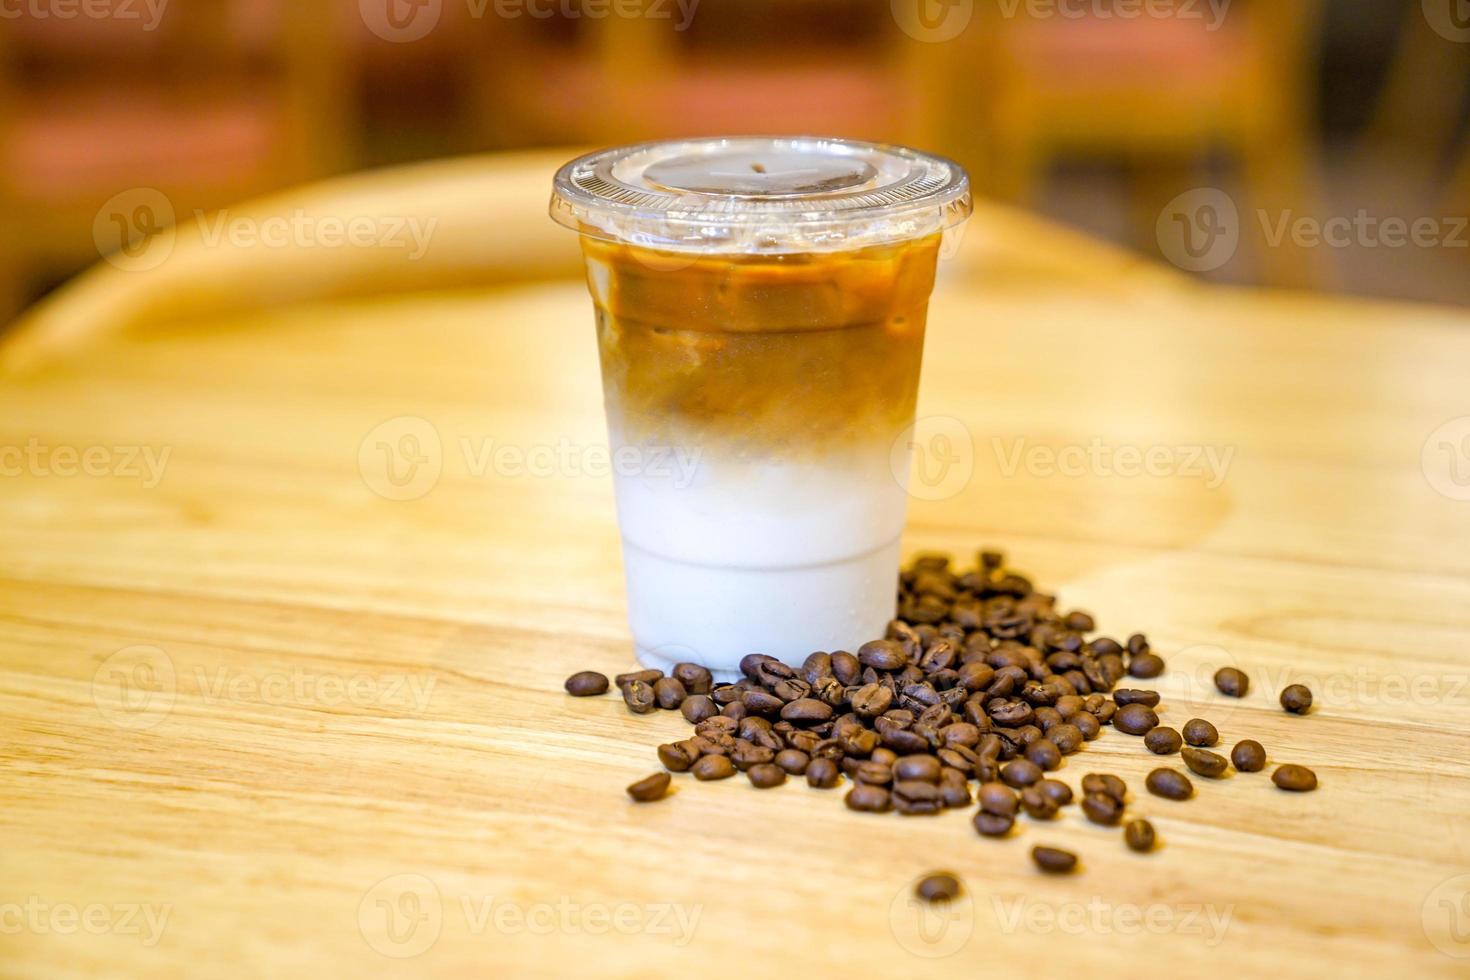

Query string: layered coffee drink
551 138 970 677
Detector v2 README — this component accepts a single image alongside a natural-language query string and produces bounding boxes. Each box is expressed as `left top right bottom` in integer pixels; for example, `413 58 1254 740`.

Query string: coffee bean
1031 846 1078 873
973 810 1014 837
858 639 909 671
1272 764 1318 792
565 671 609 696
806 757 840 788
741 690 784 715
1000 758 1044 788
1231 739 1266 772
1145 768 1193 800
1037 779 1074 807
739 654 776 680
851 683 894 719
893 754 943 783
1127 651 1165 678
1213 667 1249 698
616 668 663 690
978 781 1019 817
893 780 943 814
730 740 775 771
1181 746 1228 778
657 742 694 772
627 772 671 802
1020 786 1058 820
916 872 962 902
680 694 718 724
672 662 712 695
622 680 657 714
747 763 786 788
721 701 748 721
1081 774 1126 802
780 698 834 724
938 769 972 807
774 749 810 775
1025 738 1062 771
1114 703 1159 735
1072 712 1101 741
1182 719 1219 747
1113 689 1161 707
654 677 688 710
1047 723 1085 754
854 761 894 785
1082 792 1123 825
1280 684 1313 715
1124 818 1156 852
1144 726 1182 755
845 783 892 812
691 755 736 781
831 651 861 686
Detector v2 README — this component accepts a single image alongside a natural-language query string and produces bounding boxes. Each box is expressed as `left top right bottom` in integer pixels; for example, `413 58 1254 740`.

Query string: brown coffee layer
585 237 940 452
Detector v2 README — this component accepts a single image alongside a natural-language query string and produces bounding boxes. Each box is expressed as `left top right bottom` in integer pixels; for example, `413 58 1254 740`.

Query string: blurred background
1 0 1468 329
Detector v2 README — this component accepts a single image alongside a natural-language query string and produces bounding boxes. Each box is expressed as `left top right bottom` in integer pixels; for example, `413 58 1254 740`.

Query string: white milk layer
611 444 908 679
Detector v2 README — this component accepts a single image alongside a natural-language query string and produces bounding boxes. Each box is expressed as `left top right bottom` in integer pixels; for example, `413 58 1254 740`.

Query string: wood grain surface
2 152 1469 979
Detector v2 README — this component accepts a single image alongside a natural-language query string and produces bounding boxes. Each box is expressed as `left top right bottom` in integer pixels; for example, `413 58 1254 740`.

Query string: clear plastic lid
550 136 971 254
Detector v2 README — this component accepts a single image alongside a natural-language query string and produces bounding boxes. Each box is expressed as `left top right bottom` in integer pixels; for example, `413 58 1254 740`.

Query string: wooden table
3 151 1469 978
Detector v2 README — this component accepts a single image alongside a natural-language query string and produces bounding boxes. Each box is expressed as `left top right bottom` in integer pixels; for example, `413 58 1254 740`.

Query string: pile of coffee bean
567 550 1320 876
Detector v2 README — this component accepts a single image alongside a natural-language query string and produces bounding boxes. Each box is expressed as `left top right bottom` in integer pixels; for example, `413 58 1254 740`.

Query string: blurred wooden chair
960 0 1326 287
0 0 350 325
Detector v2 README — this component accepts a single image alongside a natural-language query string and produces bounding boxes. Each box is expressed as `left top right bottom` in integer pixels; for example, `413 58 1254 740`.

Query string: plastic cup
550 137 970 679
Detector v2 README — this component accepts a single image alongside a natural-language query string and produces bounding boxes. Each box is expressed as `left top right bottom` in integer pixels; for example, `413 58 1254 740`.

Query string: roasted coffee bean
1181 747 1228 778
1047 723 1085 754
1037 779 1073 807
1113 689 1161 707
1127 652 1165 678
1072 712 1101 741
771 677 813 703
1031 846 1078 874
801 652 833 684
1114 703 1159 735
730 740 775 771
691 755 736 781
883 728 930 754
831 651 861 686
1082 792 1123 825
657 742 694 772
654 676 688 710
916 872 962 902
1081 774 1126 803
627 772 671 802
1014 725 1044 747
1092 700 1117 724
811 738 844 760
938 769 972 807
1272 764 1318 792
741 690 784 715
1000 758 1044 788
893 780 943 814
988 698 1035 727
845 783 891 812
942 723 982 749
1231 739 1266 772
721 701 748 721
893 754 943 783
670 662 712 695
780 698 834 724
1124 818 1156 852
774 749 810 775
680 694 718 724
1213 667 1249 698
806 757 840 788
747 763 786 789
1144 726 1183 755
710 683 743 705
696 715 737 736
565 671 609 696
739 654 776 680
1182 718 1219 747
1280 684 1313 715
1145 768 1193 800
870 747 899 767
853 761 893 785
857 639 909 671
1025 738 1062 771
616 668 663 690
836 727 879 757
1127 633 1149 655
973 810 1015 837
1020 785 1059 820
936 746 979 776
957 661 996 692
978 781 1019 816
622 680 658 714
851 683 894 719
